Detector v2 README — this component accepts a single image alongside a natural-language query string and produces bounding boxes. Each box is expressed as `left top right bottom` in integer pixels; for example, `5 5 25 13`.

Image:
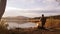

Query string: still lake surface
7 22 37 29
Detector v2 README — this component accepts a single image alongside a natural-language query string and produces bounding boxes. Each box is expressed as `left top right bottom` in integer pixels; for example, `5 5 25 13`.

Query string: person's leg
42 22 43 28
42 22 45 28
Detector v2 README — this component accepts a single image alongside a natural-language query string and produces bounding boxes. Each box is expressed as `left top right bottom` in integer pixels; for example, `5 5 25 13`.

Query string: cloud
6 0 60 10
3 0 60 17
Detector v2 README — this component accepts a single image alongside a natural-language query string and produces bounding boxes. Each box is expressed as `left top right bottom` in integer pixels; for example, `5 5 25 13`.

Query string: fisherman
40 14 46 29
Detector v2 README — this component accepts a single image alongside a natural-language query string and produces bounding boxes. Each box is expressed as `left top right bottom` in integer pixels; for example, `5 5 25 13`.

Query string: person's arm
0 0 7 20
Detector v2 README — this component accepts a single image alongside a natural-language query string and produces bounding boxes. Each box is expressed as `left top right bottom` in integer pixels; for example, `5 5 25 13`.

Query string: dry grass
45 18 60 29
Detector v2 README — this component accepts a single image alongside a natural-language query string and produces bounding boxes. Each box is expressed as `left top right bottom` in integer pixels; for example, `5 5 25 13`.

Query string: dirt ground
7 28 60 34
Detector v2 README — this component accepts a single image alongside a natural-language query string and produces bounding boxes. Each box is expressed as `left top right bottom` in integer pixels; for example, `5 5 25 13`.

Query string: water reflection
7 22 37 29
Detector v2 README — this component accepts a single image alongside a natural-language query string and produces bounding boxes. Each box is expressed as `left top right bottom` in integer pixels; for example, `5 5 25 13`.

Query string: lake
7 22 38 30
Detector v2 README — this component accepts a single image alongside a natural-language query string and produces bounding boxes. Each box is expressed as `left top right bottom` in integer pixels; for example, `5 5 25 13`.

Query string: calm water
7 22 37 29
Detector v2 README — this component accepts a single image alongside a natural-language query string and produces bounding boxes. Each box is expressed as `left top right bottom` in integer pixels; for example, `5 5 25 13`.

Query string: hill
2 16 29 23
33 15 60 19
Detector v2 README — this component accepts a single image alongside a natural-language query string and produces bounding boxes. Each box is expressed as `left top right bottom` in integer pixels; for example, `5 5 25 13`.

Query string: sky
3 0 60 17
